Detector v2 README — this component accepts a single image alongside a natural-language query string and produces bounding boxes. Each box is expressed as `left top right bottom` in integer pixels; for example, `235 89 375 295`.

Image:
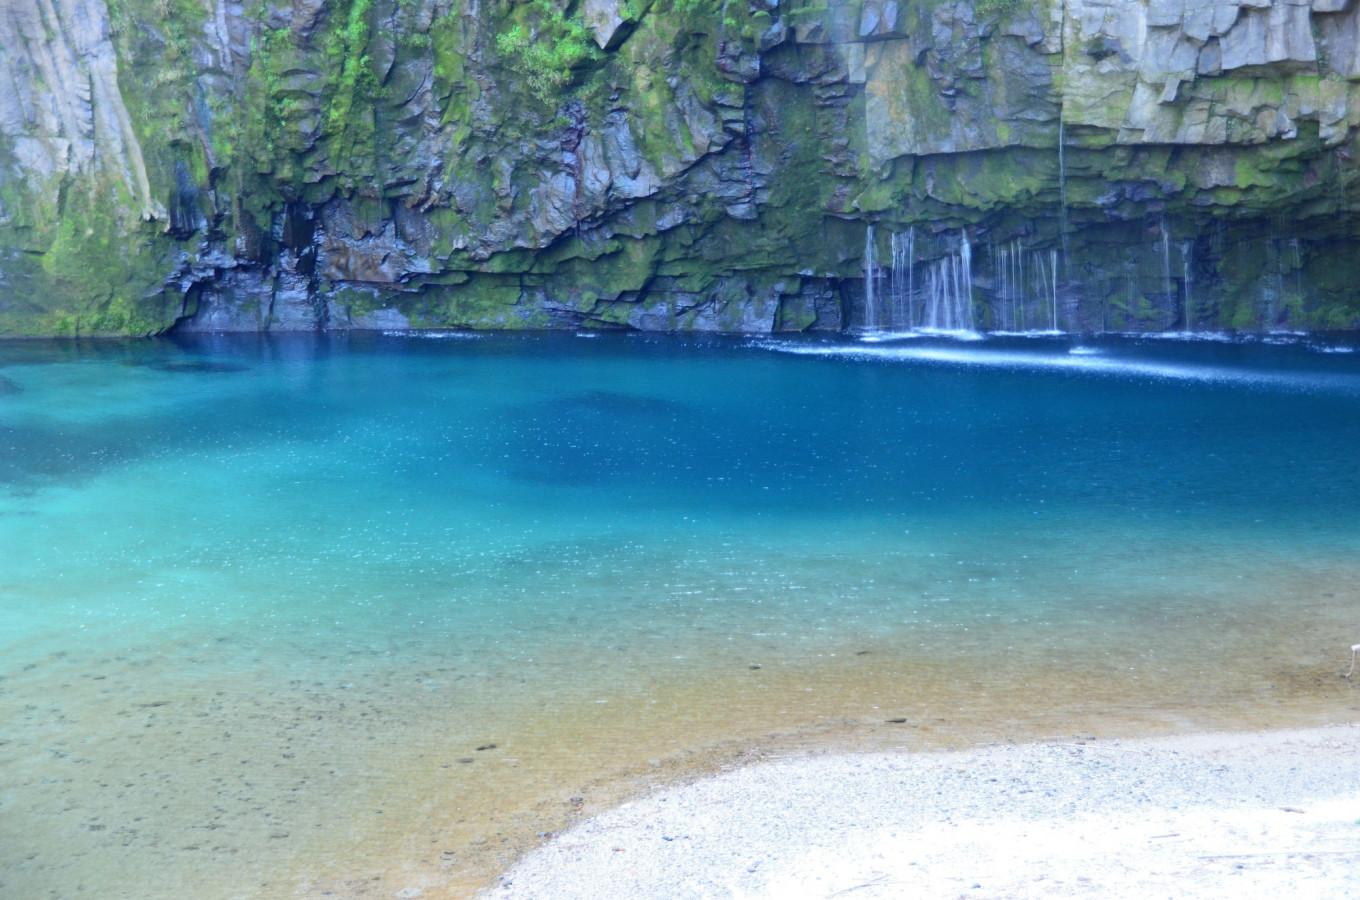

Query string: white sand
489 725 1360 898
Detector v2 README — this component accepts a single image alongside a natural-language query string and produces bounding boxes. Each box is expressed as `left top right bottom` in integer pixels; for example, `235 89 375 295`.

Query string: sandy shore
489 725 1360 898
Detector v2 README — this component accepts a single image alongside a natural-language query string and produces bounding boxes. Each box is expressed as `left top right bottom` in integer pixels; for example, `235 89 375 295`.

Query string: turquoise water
3 331 1360 897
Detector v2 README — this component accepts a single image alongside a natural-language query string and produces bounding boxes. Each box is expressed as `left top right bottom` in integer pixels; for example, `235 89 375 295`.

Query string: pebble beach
492 725 1360 899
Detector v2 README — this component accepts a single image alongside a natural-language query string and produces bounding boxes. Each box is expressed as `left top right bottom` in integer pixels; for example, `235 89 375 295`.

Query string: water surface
2 332 1359 897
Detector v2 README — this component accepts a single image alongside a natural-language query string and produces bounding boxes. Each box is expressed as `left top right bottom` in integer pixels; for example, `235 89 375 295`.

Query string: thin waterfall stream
863 224 879 331
1181 240 1194 332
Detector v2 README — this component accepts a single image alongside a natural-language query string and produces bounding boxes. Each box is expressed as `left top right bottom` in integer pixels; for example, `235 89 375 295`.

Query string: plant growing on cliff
976 0 1022 18
325 0 378 174
495 0 595 104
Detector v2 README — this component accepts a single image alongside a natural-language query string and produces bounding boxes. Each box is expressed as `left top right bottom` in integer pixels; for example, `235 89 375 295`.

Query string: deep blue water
2 331 1359 897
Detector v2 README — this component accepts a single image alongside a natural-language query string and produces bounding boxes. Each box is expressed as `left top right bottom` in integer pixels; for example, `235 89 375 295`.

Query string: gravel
489 725 1360 899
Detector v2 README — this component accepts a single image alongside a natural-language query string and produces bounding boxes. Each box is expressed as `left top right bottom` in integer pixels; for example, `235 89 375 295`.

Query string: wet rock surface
1 0 1359 336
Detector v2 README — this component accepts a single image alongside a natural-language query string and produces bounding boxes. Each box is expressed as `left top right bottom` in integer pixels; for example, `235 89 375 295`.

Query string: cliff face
1 0 1358 336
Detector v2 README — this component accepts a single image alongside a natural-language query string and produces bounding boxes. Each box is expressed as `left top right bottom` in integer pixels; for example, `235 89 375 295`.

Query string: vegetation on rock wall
495 0 596 103
0 0 1358 336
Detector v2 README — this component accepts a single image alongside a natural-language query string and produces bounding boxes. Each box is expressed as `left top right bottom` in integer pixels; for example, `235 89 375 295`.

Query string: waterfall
1180 240 1193 332
1159 218 1172 310
990 238 1069 333
922 230 975 332
1028 249 1057 332
1290 237 1303 307
1050 249 1059 331
1263 237 1279 328
995 243 1006 330
890 227 915 330
1028 252 1038 330
1009 243 1018 331
1058 110 1070 280
1273 235 1291 327
926 264 945 329
994 242 1010 331
1007 241 1018 331
995 243 1006 331
863 224 879 330
960 231 973 323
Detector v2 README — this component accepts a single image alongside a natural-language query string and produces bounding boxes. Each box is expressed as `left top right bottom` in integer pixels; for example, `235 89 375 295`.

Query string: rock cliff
1 0 1358 336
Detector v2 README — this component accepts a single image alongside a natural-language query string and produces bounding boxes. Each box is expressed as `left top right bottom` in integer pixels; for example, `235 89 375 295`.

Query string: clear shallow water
2 332 1359 898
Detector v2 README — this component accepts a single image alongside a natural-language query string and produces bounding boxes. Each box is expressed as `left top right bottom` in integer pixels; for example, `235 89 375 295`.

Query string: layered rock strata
1 0 1358 335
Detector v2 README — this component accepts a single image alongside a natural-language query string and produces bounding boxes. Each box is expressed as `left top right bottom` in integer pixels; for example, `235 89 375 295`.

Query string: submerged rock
143 361 251 374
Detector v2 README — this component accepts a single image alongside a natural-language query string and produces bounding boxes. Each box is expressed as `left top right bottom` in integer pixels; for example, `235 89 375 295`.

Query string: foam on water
989 329 1066 338
1136 330 1236 342
755 338 1360 393
911 327 986 341
380 329 483 339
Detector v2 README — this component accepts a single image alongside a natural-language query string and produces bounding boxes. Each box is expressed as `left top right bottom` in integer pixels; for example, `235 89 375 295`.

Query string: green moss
330 285 386 318
7 0 1360 337
431 275 540 328
546 235 661 295
431 12 478 140
900 58 954 144
774 289 817 332
977 0 1024 17
495 0 597 105
18 189 184 336
1233 154 1276 190
323 0 378 187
